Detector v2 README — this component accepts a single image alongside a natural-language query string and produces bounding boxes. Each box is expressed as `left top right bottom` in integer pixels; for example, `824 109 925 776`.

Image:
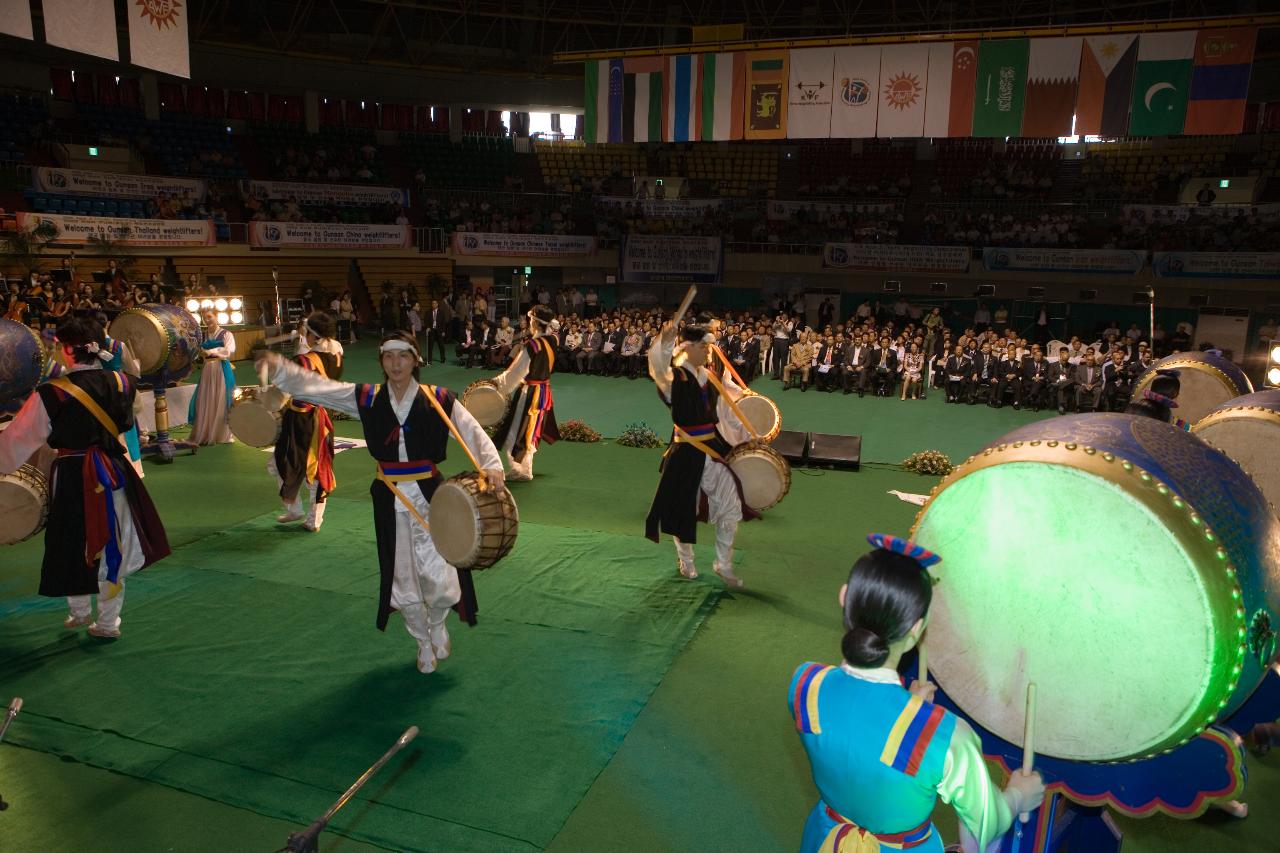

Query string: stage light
214 298 228 311
200 298 214 309
229 297 243 310
1269 367 1280 386
230 311 244 324
1271 344 1280 364
217 312 230 325
185 298 200 312
1268 340 1280 388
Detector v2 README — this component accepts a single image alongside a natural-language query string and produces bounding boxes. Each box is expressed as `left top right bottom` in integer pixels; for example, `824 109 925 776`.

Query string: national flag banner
787 48 835 139
1022 37 1081 137
699 52 746 141
745 50 789 140
830 46 882 138
1129 31 1196 136
972 39 1029 137
583 59 623 143
0 0 33 40
922 41 978 137
42 0 118 61
876 44 930 137
127 0 191 78
1076 34 1138 137
665 54 699 142
1184 27 1257 135
622 57 664 143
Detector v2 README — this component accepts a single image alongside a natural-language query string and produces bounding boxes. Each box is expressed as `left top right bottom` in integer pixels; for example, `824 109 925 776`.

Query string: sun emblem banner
127 0 190 78
876 43 930 137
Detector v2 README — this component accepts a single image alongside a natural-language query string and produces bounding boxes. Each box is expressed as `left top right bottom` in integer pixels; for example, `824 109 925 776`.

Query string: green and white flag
1129 32 1196 136
971 39 1028 137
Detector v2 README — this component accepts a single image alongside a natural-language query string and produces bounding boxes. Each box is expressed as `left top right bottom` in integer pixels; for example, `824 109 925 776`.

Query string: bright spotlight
185 298 200 312
200 298 214 309
216 312 230 325
1268 366 1280 387
214 298 228 311
230 311 244 324
1271 344 1280 364
229 297 243 310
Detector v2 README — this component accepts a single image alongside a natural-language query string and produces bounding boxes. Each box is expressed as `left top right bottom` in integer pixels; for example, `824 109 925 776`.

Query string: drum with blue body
1134 351 1253 426
1193 390 1280 516
0 318 47 406
109 303 202 383
911 413 1280 762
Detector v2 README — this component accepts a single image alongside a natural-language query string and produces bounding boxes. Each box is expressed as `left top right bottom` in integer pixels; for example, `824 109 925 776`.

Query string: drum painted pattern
736 394 782 442
1193 389 1280 516
460 380 508 429
0 464 49 545
725 440 791 511
429 472 518 570
109 303 202 382
1134 351 1253 426
911 413 1280 762
0 318 47 405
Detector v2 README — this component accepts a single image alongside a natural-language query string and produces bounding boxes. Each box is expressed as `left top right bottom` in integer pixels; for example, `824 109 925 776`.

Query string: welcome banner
983 247 1146 275
620 235 723 284
451 232 597 257
240 180 409 208
823 242 970 273
36 167 206 200
17 212 215 247
597 197 723 218
1152 251 1280 279
248 222 412 250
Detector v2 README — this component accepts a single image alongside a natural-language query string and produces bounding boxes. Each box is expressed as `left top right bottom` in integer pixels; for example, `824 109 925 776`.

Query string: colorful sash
671 422 723 461
291 352 336 492
59 447 127 594
374 459 439 532
188 335 236 422
819 807 933 852
521 379 554 451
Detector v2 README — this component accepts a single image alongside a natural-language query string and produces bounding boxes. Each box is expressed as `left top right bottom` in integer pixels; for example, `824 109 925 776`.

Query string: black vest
355 382 454 499
38 369 135 454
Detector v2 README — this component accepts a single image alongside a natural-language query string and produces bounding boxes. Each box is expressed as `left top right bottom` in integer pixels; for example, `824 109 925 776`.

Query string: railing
415 227 446 253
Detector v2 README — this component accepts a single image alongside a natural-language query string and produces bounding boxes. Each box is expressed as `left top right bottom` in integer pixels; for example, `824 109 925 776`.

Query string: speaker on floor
770 430 808 463
807 432 861 470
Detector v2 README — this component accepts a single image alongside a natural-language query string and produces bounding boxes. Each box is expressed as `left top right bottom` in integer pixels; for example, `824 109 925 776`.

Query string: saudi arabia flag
971 39 1028 137
1129 32 1196 136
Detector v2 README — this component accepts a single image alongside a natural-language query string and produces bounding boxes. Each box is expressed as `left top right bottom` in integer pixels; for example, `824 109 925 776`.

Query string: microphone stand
0 697 23 811
277 726 418 853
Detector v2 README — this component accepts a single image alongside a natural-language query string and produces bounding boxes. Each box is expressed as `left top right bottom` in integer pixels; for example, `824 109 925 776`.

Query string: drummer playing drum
489 305 560 482
256 332 504 675
645 322 757 588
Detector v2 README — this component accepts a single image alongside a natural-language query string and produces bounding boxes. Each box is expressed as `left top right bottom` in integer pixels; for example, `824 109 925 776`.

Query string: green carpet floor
0 340 1274 852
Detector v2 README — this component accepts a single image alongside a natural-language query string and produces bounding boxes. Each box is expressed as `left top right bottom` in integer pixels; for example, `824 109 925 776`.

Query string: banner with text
597 197 723 219
768 200 899 221
983 247 1145 275
823 242 969 273
621 235 723 283
16 212 215 247
451 232 597 257
240 180 409 208
35 167 207 200
1152 251 1280 280
248 222 412 250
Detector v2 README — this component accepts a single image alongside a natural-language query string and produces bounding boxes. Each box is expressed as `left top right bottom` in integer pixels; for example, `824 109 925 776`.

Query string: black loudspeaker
770 430 808 463
808 432 862 470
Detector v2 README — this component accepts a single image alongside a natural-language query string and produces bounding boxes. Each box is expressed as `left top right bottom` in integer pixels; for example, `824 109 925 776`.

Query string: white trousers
390 506 459 650
672 459 741 570
68 581 125 630
65 486 144 629
267 457 326 528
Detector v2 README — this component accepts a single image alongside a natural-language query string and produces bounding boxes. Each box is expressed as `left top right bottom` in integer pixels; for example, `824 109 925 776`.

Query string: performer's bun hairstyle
842 548 933 668
1149 369 1181 399
56 315 106 364
529 305 554 327
305 310 336 340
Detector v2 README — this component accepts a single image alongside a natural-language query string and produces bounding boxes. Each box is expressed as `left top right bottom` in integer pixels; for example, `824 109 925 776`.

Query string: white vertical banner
41 0 118 61
876 43 931 137
0 0 34 39
786 48 835 138
126 0 191 78
830 46 882 138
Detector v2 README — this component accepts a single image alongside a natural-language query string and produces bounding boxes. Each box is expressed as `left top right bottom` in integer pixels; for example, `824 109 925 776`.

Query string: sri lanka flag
1183 27 1257 135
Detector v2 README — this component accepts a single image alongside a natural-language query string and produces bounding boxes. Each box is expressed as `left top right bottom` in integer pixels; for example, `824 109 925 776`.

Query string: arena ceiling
188 0 1265 76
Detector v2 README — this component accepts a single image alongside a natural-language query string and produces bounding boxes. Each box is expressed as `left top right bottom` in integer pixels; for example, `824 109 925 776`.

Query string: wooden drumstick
917 640 927 686
419 382 490 488
671 285 698 328
1019 682 1037 824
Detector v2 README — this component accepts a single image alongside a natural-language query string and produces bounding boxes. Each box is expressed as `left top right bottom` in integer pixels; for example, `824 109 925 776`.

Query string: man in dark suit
728 329 760 383
842 334 870 395
1021 346 1050 411
577 322 603 374
967 342 999 405
1046 347 1076 414
465 320 492 367
425 298 451 365
1101 348 1133 412
943 345 970 403
811 334 842 392
455 323 476 365
866 336 897 396
995 347 1024 409
1074 351 1104 412
601 321 626 376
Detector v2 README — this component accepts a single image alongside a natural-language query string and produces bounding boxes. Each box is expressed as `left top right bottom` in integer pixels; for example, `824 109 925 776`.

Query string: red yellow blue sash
820 806 933 852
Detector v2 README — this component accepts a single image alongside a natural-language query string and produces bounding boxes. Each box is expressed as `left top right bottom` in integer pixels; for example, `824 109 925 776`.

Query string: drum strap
51 377 121 436
672 424 723 462
703 369 761 440
375 460 439 533
818 806 933 852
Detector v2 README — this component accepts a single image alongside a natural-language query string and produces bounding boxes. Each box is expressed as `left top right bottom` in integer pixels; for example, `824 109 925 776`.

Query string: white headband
379 339 422 362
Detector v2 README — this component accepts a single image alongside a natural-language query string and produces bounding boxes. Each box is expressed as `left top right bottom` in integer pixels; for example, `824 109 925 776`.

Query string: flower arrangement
902 450 954 476
559 419 603 443
616 422 665 449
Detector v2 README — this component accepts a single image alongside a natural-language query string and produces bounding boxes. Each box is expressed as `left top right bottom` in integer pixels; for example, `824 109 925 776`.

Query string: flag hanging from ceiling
1076 35 1138 137
876 44 930 137
0 0 33 40
922 41 978 137
787 48 835 139
972 39 1029 137
699 52 746 141
744 50 789 140
1183 27 1257 135
623 57 664 143
665 54 699 142
582 59 624 143
830 46 882 138
127 0 191 78
42 0 118 61
1129 31 1196 136
1022 37 1081 137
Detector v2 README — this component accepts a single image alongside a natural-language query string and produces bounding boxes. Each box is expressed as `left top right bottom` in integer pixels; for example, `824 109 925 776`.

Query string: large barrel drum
1134 351 1253 425
109 303 202 383
1193 390 1280 515
912 413 1280 762
0 318 47 406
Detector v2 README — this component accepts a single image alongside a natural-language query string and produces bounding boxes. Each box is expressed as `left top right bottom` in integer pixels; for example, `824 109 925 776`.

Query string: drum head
229 401 282 447
730 447 788 511
1197 416 1280 513
738 395 780 441
430 481 481 566
0 465 48 546
915 460 1227 761
110 310 166 375
462 384 508 428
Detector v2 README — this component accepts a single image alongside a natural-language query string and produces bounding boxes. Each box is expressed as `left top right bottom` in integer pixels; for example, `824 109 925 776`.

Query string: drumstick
1019 682 1037 824
671 286 697 328
703 370 762 441
918 640 928 685
419 383 490 488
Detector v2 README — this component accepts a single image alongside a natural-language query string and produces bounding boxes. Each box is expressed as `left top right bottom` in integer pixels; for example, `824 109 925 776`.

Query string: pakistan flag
1129 32 1195 136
